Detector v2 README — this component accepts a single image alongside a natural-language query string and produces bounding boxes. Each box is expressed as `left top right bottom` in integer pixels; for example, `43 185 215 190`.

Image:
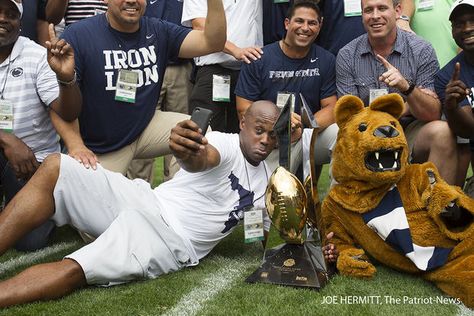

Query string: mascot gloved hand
322 93 474 308
337 248 376 278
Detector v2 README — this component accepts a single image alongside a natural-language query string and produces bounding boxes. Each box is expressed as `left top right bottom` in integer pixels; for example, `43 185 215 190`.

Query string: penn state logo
221 172 254 234
11 67 23 77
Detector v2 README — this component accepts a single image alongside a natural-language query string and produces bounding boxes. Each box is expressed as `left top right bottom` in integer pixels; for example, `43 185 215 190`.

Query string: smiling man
336 0 459 185
434 0 474 194
235 0 337 176
435 0 474 140
44 0 227 179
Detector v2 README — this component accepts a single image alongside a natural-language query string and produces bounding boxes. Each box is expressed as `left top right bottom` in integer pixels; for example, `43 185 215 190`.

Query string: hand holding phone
190 107 213 135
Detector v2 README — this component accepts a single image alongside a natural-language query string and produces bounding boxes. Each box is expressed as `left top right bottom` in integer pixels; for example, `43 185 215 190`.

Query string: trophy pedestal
245 242 329 289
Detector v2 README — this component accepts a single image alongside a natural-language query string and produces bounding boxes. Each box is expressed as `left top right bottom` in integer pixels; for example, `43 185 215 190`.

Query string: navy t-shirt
262 0 292 45
435 51 474 108
145 0 183 24
20 0 47 43
62 14 191 153
235 42 336 114
317 0 366 56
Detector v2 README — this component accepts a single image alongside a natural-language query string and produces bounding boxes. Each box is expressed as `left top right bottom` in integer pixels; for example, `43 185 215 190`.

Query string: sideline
0 241 81 276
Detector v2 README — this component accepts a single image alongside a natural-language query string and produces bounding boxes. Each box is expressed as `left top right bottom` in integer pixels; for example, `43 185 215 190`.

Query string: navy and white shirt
62 14 191 153
235 42 336 114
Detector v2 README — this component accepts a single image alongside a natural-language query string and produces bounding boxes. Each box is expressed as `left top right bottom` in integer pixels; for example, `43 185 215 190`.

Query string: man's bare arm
46 24 82 121
49 107 98 169
443 62 474 138
377 54 441 121
314 95 337 129
187 16 262 63
236 96 253 122
45 0 67 25
178 0 226 58
397 0 415 32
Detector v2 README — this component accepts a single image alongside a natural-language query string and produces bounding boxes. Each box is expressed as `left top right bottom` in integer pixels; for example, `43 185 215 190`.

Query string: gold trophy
246 94 330 289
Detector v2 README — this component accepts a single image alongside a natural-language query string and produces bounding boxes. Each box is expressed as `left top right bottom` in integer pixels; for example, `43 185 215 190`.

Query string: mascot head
332 94 409 187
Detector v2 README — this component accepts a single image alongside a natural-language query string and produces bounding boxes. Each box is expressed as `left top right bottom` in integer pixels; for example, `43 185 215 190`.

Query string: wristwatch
402 80 415 96
398 15 410 22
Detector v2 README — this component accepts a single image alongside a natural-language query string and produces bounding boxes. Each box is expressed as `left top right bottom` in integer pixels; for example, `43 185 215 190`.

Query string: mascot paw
337 248 376 278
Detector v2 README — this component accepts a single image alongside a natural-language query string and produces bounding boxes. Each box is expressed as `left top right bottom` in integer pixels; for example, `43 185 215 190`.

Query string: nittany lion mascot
322 94 474 307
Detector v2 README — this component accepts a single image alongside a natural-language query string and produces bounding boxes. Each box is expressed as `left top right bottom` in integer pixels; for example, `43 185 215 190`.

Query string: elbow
212 32 226 53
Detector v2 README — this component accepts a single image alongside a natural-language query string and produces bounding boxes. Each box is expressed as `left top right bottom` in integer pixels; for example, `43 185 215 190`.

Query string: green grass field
0 160 472 315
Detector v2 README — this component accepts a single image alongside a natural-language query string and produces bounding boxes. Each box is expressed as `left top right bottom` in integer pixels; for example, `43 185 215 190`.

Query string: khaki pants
98 109 189 177
127 62 193 182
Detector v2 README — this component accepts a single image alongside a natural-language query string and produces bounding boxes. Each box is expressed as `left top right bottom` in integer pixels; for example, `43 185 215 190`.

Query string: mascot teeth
365 149 402 172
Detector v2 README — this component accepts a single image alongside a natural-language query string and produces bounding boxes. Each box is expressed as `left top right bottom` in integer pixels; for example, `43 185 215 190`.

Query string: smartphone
190 107 213 135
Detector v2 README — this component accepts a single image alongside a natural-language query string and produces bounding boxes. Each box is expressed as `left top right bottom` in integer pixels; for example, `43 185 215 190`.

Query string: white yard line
0 241 80 276
457 303 474 316
162 255 254 316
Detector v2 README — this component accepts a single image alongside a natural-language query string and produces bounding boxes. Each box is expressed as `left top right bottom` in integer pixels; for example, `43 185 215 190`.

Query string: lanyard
244 159 269 204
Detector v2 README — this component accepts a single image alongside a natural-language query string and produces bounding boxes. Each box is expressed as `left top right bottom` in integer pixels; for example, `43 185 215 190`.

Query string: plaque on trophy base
245 93 332 290
245 242 329 289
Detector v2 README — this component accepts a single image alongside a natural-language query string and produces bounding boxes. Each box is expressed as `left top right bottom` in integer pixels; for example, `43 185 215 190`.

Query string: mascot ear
369 93 405 119
335 95 365 128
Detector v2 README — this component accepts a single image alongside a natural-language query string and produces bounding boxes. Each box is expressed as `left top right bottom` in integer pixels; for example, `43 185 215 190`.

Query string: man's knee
35 153 62 183
41 153 61 171
60 258 87 288
418 121 456 152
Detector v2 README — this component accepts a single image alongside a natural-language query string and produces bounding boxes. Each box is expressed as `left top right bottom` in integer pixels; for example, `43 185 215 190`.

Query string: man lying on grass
0 101 337 308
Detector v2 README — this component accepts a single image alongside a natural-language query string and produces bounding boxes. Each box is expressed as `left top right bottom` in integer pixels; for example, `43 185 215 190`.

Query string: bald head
244 100 280 121
240 100 279 166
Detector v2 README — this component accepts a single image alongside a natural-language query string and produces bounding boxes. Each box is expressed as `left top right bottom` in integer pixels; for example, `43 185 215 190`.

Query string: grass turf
0 160 470 315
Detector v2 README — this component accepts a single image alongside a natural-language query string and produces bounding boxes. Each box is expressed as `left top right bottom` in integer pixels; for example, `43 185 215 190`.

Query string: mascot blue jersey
235 42 336 114
62 14 191 153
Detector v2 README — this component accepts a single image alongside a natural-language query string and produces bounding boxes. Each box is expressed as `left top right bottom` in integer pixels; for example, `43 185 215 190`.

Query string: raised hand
169 120 208 161
45 24 75 82
445 62 470 111
377 54 410 92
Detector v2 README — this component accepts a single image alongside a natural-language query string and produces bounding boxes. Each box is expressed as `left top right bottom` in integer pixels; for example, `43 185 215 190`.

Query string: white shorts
52 154 191 286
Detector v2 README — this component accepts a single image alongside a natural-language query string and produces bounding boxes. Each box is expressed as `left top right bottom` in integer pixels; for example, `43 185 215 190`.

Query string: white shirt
154 132 271 261
182 0 263 69
0 37 60 162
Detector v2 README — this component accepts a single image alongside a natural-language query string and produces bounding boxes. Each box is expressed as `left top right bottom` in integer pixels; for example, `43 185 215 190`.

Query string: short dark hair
286 0 321 21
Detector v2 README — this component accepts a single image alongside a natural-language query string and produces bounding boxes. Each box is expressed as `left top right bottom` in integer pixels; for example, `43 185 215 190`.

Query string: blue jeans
0 152 55 251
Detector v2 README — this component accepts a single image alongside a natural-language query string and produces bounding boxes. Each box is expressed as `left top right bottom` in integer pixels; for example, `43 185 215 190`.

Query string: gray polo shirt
336 28 439 105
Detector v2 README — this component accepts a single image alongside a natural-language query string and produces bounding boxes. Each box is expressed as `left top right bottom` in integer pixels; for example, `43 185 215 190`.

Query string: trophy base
245 242 329 289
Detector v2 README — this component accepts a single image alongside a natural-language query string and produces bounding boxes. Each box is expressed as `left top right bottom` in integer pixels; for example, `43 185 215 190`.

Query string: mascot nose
373 125 399 138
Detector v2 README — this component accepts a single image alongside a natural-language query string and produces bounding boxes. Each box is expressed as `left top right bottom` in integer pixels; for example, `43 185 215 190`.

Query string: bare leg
0 259 86 308
412 121 457 185
0 154 61 256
